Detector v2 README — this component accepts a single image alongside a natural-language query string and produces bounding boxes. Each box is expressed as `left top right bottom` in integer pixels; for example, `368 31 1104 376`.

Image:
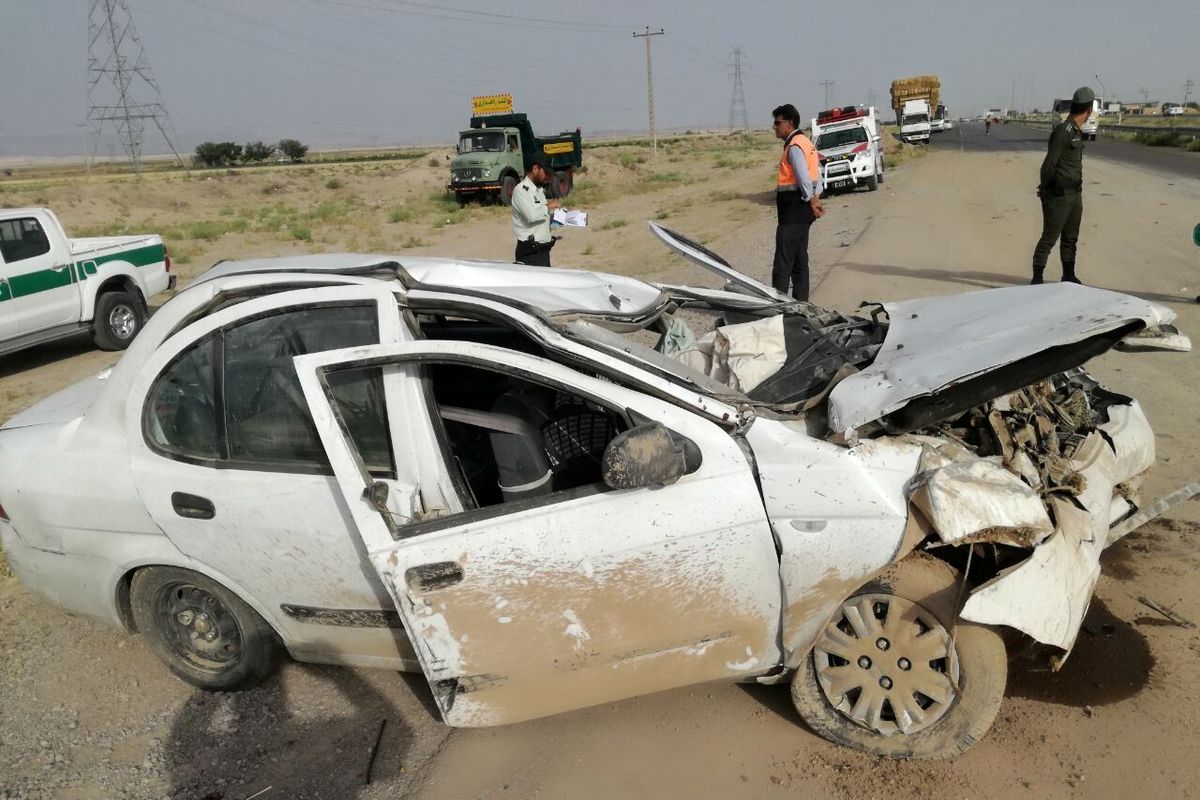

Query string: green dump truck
447 113 583 206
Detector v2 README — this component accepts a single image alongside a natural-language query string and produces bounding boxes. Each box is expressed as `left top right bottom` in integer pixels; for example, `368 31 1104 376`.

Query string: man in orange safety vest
771 103 824 301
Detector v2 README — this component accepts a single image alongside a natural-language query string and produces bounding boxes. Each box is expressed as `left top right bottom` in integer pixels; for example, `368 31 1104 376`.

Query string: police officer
771 104 824 301
511 153 561 267
1031 86 1094 284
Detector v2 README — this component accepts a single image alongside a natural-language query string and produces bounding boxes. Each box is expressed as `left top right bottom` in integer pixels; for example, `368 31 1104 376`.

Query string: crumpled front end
905 371 1155 653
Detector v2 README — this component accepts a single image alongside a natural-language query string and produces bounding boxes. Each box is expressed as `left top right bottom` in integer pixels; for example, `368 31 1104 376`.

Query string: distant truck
1052 97 1103 140
810 106 884 193
890 75 939 144
447 113 583 206
0 207 173 356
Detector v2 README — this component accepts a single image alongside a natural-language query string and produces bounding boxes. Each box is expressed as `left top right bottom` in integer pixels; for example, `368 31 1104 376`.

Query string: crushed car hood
827 284 1189 436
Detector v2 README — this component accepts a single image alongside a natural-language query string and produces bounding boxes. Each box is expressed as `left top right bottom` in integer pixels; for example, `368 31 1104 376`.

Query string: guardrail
1013 119 1200 137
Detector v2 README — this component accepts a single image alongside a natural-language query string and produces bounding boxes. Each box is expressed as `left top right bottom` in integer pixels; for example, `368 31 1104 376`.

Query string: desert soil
2 127 1198 800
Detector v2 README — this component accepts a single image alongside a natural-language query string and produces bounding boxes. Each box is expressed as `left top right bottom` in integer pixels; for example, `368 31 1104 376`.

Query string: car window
145 303 394 475
0 217 51 264
424 362 627 510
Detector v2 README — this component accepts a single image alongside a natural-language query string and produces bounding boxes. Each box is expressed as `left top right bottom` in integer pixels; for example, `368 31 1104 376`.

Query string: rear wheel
551 170 571 199
790 554 1007 759
131 566 283 691
92 290 145 351
500 174 518 206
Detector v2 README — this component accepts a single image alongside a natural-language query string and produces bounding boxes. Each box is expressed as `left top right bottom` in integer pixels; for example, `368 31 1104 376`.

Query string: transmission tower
727 47 749 132
819 80 835 108
87 0 184 173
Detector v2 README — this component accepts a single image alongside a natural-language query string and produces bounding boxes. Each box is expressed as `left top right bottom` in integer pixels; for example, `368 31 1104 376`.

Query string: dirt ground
2 130 1199 799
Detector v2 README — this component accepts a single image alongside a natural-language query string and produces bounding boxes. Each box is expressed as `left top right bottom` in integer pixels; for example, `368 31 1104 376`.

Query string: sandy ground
3 133 1199 799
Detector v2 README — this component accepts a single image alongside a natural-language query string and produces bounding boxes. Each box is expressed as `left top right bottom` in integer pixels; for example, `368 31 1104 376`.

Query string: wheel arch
86 273 146 322
114 558 288 644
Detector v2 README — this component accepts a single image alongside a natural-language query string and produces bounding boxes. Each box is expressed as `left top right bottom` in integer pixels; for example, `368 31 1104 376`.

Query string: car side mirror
602 423 701 490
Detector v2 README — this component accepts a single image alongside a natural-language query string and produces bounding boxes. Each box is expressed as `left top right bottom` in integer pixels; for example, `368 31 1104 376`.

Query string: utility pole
819 80 835 108
1184 78 1194 108
633 27 665 156
87 0 184 174
866 89 877 108
1011 78 1016 111
1138 87 1150 106
726 46 749 132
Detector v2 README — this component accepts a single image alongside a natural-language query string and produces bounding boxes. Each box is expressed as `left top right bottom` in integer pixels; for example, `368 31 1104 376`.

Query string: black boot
1030 265 1045 285
1061 262 1081 284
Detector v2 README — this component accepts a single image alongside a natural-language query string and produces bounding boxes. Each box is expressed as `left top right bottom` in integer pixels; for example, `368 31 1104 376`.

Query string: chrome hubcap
109 304 137 338
813 594 959 736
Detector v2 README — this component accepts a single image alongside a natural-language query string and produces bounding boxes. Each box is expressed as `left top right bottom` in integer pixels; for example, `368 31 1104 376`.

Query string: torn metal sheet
827 283 1187 436
647 222 791 302
908 447 1054 547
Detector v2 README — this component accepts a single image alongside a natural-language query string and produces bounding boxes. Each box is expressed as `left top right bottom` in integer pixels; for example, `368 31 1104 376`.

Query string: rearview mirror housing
601 423 701 490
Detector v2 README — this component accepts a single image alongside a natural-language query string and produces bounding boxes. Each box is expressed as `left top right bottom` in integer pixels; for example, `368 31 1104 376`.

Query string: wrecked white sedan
0 225 1191 758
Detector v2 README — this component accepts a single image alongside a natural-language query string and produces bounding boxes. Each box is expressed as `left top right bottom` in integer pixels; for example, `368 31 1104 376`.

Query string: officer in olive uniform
1031 86 1094 284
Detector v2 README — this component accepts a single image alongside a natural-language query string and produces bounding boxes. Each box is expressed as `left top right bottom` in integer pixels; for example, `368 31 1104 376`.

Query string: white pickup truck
1 208 173 356
811 106 884 193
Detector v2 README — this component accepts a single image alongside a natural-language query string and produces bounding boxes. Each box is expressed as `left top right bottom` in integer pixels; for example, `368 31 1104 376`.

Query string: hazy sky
2 0 1197 157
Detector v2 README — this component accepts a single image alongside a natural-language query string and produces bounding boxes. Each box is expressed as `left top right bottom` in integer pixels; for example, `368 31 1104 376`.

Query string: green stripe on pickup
0 242 165 303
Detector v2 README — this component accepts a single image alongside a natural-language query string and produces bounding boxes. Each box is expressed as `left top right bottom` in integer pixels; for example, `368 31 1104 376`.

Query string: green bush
290 226 312 241
599 218 628 230
325 178 343 190
389 206 415 223
1134 131 1182 147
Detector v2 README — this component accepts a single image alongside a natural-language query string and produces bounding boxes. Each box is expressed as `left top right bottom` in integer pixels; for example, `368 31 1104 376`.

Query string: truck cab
0 207 172 357
899 100 931 144
447 113 582 206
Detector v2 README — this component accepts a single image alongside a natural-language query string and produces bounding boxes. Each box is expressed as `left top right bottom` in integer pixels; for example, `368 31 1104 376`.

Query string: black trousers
515 238 553 267
772 221 813 301
1032 192 1083 276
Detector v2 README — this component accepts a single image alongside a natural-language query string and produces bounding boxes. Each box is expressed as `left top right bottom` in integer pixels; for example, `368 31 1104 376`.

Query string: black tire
500 174 518 206
131 566 283 691
790 553 1007 759
92 290 145 351
866 171 879 191
454 191 469 207
878 157 886 184
551 170 571 199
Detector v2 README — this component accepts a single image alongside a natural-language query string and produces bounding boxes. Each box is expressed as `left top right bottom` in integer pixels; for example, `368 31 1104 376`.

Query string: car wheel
93 290 145 351
866 171 879 191
790 553 1007 759
500 175 518 206
130 566 283 691
877 158 885 183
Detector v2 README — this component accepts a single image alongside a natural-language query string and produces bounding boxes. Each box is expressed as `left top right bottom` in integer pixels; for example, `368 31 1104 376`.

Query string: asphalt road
929 120 1200 181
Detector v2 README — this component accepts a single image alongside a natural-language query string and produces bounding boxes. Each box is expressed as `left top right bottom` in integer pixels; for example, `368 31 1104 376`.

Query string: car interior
417 312 627 509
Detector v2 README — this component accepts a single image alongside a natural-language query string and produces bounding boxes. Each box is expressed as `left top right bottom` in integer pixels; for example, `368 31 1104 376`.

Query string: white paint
562 609 591 649
828 284 1184 435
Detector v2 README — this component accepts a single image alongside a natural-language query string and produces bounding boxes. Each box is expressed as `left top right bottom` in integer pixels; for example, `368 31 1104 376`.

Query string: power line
309 0 630 34
727 46 749 132
819 79 835 108
87 0 184 173
633 27 665 156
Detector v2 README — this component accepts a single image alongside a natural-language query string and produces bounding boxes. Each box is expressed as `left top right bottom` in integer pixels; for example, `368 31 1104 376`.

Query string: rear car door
127 285 452 666
297 341 783 726
0 214 81 334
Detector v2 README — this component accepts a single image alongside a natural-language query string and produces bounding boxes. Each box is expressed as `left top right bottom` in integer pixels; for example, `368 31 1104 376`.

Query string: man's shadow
165 664 421 799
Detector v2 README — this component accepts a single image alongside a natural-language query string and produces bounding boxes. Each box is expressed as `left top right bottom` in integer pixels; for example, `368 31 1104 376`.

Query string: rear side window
144 303 394 475
0 217 51 264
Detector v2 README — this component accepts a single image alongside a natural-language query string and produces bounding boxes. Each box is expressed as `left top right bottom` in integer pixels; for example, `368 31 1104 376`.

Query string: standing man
1031 87 1093 284
771 104 824 301
512 154 561 267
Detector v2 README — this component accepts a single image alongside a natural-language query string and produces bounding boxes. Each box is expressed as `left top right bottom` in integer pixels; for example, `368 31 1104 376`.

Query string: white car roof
196 253 667 318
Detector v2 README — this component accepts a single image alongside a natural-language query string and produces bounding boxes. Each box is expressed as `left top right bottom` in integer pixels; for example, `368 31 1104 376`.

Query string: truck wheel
131 566 284 691
500 175 517 206
93 290 145 351
551 171 571 199
789 553 1007 759
877 157 886 183
867 171 879 191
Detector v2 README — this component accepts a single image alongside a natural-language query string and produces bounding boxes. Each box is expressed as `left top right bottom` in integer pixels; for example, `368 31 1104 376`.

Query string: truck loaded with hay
890 75 941 144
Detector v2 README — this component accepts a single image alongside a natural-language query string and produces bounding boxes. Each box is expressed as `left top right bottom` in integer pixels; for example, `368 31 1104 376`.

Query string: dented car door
297 341 783 727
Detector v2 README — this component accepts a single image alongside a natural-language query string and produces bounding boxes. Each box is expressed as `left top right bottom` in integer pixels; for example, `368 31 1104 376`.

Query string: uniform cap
1072 86 1095 105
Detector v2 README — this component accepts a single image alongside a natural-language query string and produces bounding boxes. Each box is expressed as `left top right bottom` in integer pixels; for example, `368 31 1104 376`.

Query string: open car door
296 341 783 727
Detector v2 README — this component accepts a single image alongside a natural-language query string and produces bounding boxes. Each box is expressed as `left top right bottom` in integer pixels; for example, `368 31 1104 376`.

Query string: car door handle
405 562 464 593
51 264 69 272
171 492 215 520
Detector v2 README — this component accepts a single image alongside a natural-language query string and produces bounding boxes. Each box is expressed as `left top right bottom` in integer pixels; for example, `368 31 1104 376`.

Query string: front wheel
866 171 879 191
93 290 145 351
790 554 1007 759
500 175 517 206
130 566 283 691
